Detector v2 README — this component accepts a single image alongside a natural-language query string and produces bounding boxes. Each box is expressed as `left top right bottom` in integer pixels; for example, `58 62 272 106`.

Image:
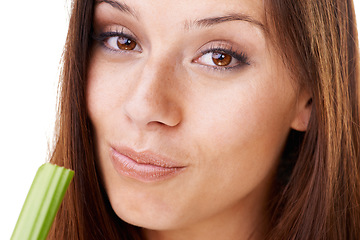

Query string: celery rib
11 163 74 240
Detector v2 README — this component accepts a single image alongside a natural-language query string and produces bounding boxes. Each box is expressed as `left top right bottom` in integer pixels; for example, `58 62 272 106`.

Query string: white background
0 1 359 239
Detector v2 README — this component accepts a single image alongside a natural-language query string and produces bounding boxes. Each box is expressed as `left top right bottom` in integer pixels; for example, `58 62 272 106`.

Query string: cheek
187 74 297 194
191 79 295 156
86 57 132 128
86 59 110 122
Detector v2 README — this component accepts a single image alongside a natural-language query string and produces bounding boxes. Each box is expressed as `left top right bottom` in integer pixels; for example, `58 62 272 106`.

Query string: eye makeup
92 27 142 53
193 41 251 72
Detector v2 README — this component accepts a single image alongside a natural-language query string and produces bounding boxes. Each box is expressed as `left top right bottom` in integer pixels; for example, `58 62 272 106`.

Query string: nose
122 59 182 129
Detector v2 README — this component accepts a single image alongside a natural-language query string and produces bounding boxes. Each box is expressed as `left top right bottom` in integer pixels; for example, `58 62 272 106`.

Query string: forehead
95 0 265 31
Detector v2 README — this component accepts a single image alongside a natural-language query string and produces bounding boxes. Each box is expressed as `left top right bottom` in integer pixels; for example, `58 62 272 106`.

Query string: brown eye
194 46 249 70
212 52 232 66
117 37 137 50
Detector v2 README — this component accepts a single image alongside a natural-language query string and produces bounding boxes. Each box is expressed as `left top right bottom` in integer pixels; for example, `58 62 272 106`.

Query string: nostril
122 93 182 129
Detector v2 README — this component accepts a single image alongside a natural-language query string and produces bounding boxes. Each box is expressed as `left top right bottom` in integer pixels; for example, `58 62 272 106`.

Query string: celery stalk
11 163 74 240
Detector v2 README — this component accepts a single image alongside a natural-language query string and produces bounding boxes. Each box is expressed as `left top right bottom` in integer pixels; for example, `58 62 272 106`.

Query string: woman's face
87 0 308 237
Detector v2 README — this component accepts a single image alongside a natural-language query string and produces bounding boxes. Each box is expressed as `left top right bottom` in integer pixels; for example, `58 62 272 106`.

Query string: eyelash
92 30 140 53
92 31 250 71
199 47 250 71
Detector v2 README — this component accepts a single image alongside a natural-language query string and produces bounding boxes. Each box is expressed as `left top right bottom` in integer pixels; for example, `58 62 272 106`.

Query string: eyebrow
96 0 137 18
185 14 266 32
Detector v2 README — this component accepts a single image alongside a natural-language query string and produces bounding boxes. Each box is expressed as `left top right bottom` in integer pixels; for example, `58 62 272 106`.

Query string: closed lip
110 145 186 182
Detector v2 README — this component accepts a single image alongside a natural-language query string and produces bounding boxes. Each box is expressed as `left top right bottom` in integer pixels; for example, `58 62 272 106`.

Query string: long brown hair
48 0 360 239
265 0 360 239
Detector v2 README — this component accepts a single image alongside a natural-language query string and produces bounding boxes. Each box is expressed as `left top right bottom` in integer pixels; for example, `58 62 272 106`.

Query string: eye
209 52 233 66
104 35 140 51
93 31 142 53
194 48 250 70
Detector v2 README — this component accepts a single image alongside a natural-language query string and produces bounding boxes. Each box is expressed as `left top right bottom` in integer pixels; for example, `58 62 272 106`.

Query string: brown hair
48 0 360 239
265 0 360 239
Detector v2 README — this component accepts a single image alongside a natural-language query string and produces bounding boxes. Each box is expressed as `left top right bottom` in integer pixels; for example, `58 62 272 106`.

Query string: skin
87 0 312 239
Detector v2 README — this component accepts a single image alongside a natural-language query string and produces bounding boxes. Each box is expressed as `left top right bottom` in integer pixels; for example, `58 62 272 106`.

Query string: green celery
11 163 74 240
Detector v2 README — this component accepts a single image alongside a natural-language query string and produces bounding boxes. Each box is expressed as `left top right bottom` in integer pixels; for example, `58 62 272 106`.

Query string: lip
110 146 186 182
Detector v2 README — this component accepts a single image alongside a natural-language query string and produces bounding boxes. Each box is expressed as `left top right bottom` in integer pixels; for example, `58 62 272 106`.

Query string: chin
105 186 184 231
113 205 183 230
